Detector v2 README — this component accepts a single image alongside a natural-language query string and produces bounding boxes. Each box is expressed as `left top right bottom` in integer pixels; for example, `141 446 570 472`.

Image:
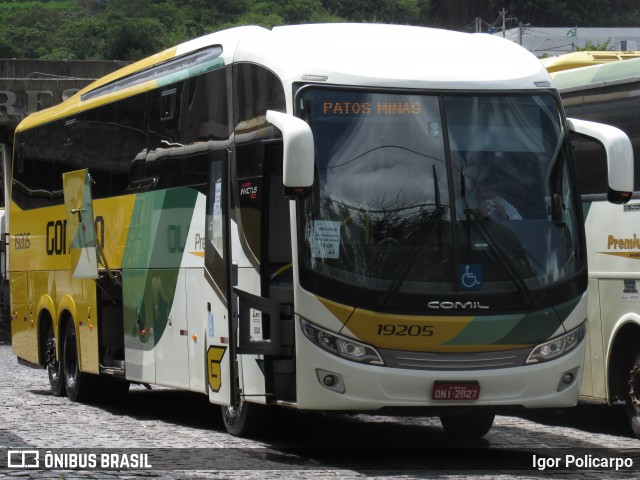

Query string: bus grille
378 347 532 370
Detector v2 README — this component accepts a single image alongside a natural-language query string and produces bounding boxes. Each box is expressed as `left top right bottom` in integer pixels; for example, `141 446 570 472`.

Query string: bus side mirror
266 110 314 199
567 118 634 204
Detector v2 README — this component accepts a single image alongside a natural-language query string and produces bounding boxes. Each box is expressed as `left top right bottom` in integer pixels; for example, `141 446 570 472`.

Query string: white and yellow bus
9 24 634 438
547 53 640 437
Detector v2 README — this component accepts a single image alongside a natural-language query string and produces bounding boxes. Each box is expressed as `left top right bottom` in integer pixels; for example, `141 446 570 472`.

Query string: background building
496 27 640 58
0 59 129 145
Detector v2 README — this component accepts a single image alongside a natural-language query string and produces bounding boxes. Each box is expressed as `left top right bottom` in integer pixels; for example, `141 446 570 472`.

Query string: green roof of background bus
547 54 640 91
541 51 640 73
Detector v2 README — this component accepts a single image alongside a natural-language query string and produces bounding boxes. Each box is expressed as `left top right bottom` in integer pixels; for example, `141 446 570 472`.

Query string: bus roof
230 24 549 90
18 24 552 131
548 56 640 92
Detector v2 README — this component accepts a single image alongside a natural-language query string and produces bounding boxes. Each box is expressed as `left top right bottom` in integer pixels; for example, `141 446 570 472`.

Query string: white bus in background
546 53 640 437
8 25 634 439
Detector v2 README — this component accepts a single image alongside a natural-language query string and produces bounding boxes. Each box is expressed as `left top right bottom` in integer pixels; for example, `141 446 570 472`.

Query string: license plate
432 381 480 401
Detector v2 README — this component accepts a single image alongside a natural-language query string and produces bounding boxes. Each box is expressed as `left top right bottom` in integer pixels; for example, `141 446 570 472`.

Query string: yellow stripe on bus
17 46 178 132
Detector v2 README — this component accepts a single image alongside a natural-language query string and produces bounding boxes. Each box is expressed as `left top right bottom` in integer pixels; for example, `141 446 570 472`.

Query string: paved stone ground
1 318 639 479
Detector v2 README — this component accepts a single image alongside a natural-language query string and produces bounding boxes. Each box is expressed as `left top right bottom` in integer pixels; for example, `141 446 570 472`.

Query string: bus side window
571 132 609 197
265 142 294 308
266 145 290 270
205 149 229 302
13 123 60 210
233 63 286 272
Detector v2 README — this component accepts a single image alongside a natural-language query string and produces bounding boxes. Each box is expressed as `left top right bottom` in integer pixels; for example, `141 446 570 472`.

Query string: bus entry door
63 169 99 279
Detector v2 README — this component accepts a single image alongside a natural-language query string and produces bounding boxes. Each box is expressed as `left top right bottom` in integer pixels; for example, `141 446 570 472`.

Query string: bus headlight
526 322 586 364
301 318 384 365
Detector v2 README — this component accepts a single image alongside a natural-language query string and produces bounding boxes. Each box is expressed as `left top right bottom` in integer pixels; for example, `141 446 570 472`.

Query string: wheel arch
37 308 54 366
57 294 78 326
607 317 640 403
36 294 56 365
58 306 76 369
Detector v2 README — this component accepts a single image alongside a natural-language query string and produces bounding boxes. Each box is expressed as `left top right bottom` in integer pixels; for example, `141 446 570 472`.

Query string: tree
0 0 637 61
575 38 614 51
1 6 67 58
499 0 612 27
322 0 423 24
0 33 22 58
55 11 168 60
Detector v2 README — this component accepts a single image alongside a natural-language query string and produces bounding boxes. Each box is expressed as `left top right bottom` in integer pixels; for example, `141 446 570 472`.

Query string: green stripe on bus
553 57 640 90
445 296 580 346
157 57 225 88
123 268 180 350
122 188 198 350
122 188 198 269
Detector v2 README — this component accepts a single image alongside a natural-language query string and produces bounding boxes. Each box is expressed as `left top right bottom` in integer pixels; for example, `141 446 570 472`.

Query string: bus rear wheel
45 323 65 397
221 401 267 437
439 411 495 439
626 352 640 438
62 320 92 402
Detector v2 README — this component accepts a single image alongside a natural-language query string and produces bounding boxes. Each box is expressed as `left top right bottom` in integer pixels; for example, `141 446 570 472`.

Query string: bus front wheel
439 411 495 439
221 401 266 437
626 352 640 438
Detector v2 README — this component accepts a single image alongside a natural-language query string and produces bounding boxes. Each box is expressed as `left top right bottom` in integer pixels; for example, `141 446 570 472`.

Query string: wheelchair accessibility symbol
460 264 483 290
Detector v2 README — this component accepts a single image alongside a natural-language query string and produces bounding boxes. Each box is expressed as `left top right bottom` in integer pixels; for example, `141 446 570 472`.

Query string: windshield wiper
380 166 445 308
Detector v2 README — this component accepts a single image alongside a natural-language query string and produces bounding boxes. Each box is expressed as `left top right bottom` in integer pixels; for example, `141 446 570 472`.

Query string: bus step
100 362 125 377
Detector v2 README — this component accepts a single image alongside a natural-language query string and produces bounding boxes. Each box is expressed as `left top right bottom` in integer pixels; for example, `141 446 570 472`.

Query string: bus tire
439 411 495 439
62 320 92 402
221 401 266 437
626 352 640 438
45 323 65 397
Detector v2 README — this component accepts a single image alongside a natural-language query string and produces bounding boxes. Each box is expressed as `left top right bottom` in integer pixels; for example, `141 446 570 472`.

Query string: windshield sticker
312 220 340 259
250 308 263 341
460 264 483 290
212 179 223 257
208 311 214 338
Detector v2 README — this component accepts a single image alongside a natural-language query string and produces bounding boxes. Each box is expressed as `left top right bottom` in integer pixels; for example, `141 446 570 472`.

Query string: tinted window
571 133 608 196
563 82 640 196
13 121 62 210
232 64 285 269
14 67 231 210
146 68 230 193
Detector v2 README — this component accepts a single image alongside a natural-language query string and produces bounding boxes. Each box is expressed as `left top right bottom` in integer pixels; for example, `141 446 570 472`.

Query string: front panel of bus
291 86 588 409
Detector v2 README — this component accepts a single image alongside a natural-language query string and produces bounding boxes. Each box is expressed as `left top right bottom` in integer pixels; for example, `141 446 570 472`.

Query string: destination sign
322 101 422 116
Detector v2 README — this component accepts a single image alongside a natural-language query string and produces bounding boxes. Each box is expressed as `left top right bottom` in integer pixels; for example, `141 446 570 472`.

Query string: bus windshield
297 87 581 312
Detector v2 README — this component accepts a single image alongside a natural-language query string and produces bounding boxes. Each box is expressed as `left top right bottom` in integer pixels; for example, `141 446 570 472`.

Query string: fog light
323 375 336 386
557 367 579 392
316 369 345 394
